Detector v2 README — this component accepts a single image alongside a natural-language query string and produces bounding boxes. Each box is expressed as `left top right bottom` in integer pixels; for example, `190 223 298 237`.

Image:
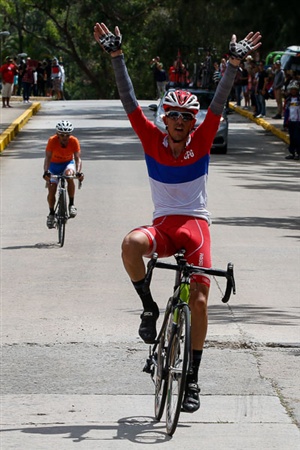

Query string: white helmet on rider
56 120 74 134
163 90 200 115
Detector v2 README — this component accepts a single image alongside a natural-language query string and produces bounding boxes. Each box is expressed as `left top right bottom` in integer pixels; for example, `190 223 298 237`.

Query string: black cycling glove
99 32 122 54
229 38 252 60
43 170 51 179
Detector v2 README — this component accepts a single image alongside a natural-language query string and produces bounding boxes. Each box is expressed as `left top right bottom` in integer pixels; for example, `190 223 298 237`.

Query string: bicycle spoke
57 188 67 247
166 304 191 436
154 311 172 420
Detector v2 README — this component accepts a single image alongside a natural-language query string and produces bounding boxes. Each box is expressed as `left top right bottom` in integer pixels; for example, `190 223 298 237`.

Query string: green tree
0 0 299 99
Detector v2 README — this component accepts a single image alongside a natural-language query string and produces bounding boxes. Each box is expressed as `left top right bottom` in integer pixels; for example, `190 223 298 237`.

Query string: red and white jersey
128 106 220 222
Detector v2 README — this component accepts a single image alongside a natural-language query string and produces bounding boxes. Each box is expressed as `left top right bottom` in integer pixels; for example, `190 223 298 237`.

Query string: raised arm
94 22 138 114
210 31 262 116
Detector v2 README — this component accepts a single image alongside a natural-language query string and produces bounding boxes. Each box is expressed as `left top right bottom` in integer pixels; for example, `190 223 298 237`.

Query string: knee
189 288 209 316
121 231 149 261
65 168 74 177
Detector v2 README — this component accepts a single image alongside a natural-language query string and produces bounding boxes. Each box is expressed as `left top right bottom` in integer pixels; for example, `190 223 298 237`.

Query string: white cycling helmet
287 80 299 91
56 120 74 134
163 89 200 114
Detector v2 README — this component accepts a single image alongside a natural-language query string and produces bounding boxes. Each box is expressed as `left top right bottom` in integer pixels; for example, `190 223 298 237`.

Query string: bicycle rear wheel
57 190 67 247
154 310 173 421
166 303 191 436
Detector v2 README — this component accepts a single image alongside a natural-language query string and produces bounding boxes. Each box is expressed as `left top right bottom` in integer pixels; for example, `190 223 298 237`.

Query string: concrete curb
229 102 290 145
0 102 41 152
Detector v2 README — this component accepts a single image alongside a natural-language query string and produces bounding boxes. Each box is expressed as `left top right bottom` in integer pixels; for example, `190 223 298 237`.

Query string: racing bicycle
51 174 82 247
142 249 236 436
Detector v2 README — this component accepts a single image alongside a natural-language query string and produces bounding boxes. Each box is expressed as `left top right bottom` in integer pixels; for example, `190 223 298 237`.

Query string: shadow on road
213 216 300 233
0 416 178 444
208 304 300 327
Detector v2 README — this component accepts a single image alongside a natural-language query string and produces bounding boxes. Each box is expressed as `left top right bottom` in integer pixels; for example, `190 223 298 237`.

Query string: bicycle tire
57 189 67 247
166 303 191 436
154 310 173 421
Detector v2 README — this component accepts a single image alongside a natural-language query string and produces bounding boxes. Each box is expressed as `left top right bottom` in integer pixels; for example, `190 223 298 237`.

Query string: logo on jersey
184 149 195 160
198 253 204 266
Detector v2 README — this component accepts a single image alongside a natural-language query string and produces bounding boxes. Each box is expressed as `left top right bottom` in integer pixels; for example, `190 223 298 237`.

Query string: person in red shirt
0 56 18 107
43 120 84 229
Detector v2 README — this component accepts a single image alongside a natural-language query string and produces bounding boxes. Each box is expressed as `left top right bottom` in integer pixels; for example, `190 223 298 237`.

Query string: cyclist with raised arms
94 22 261 413
43 120 84 229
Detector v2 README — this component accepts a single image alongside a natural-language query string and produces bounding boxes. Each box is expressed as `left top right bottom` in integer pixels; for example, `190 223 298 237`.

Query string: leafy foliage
0 0 299 99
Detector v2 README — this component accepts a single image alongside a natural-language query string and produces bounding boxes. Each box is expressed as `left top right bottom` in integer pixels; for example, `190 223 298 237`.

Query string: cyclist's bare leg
182 282 208 412
121 230 150 281
189 282 209 350
47 183 57 210
65 169 75 200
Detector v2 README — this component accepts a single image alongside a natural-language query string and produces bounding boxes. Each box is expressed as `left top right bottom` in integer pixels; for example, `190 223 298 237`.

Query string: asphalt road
1 100 299 449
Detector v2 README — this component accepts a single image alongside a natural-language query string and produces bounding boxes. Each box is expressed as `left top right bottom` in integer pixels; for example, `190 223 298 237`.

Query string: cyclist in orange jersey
43 120 84 228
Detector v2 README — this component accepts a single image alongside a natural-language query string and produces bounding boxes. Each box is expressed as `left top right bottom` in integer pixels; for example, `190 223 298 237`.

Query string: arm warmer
111 54 138 114
210 62 237 116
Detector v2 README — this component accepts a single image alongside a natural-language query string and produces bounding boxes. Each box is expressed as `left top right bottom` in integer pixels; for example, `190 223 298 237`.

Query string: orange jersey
46 135 80 163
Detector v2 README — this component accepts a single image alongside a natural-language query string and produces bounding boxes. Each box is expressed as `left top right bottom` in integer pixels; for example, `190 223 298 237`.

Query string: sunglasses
166 111 195 122
57 133 71 138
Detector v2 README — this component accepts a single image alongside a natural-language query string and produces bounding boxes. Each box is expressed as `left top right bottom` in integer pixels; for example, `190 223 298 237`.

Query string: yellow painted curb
229 102 290 145
0 102 41 152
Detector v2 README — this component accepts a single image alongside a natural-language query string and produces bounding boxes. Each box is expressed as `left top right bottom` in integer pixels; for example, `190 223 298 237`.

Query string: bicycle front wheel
154 310 172 421
166 303 191 436
57 190 67 247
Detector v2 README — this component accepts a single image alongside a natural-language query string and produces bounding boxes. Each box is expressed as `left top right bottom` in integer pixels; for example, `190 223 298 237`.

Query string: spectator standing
265 67 274 99
45 59 52 97
0 56 18 107
33 67 38 96
212 62 221 88
283 81 300 160
59 60 66 100
13 72 19 95
240 61 249 108
174 57 189 87
36 61 46 96
22 58 34 103
150 57 166 99
51 57 64 100
272 61 285 119
233 62 243 106
17 58 26 96
249 61 258 115
220 58 227 77
254 61 268 118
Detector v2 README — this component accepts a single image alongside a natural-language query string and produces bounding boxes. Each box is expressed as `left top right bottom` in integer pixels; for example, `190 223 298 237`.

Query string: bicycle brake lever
221 263 236 303
145 253 158 285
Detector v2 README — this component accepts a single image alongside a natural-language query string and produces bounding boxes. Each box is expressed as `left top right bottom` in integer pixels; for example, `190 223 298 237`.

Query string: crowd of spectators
0 55 66 106
149 52 300 161
150 52 299 119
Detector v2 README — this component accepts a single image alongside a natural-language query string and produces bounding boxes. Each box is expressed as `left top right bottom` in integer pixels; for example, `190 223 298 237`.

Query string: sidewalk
229 98 289 145
0 98 42 152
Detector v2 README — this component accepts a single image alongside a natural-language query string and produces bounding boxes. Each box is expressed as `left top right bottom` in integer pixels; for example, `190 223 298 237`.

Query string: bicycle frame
143 249 236 435
50 174 81 247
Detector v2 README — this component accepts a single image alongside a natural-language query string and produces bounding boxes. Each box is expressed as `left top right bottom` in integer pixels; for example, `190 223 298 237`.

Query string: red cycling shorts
133 215 211 287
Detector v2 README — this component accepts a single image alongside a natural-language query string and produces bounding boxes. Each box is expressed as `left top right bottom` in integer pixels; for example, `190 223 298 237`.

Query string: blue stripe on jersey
145 153 209 184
